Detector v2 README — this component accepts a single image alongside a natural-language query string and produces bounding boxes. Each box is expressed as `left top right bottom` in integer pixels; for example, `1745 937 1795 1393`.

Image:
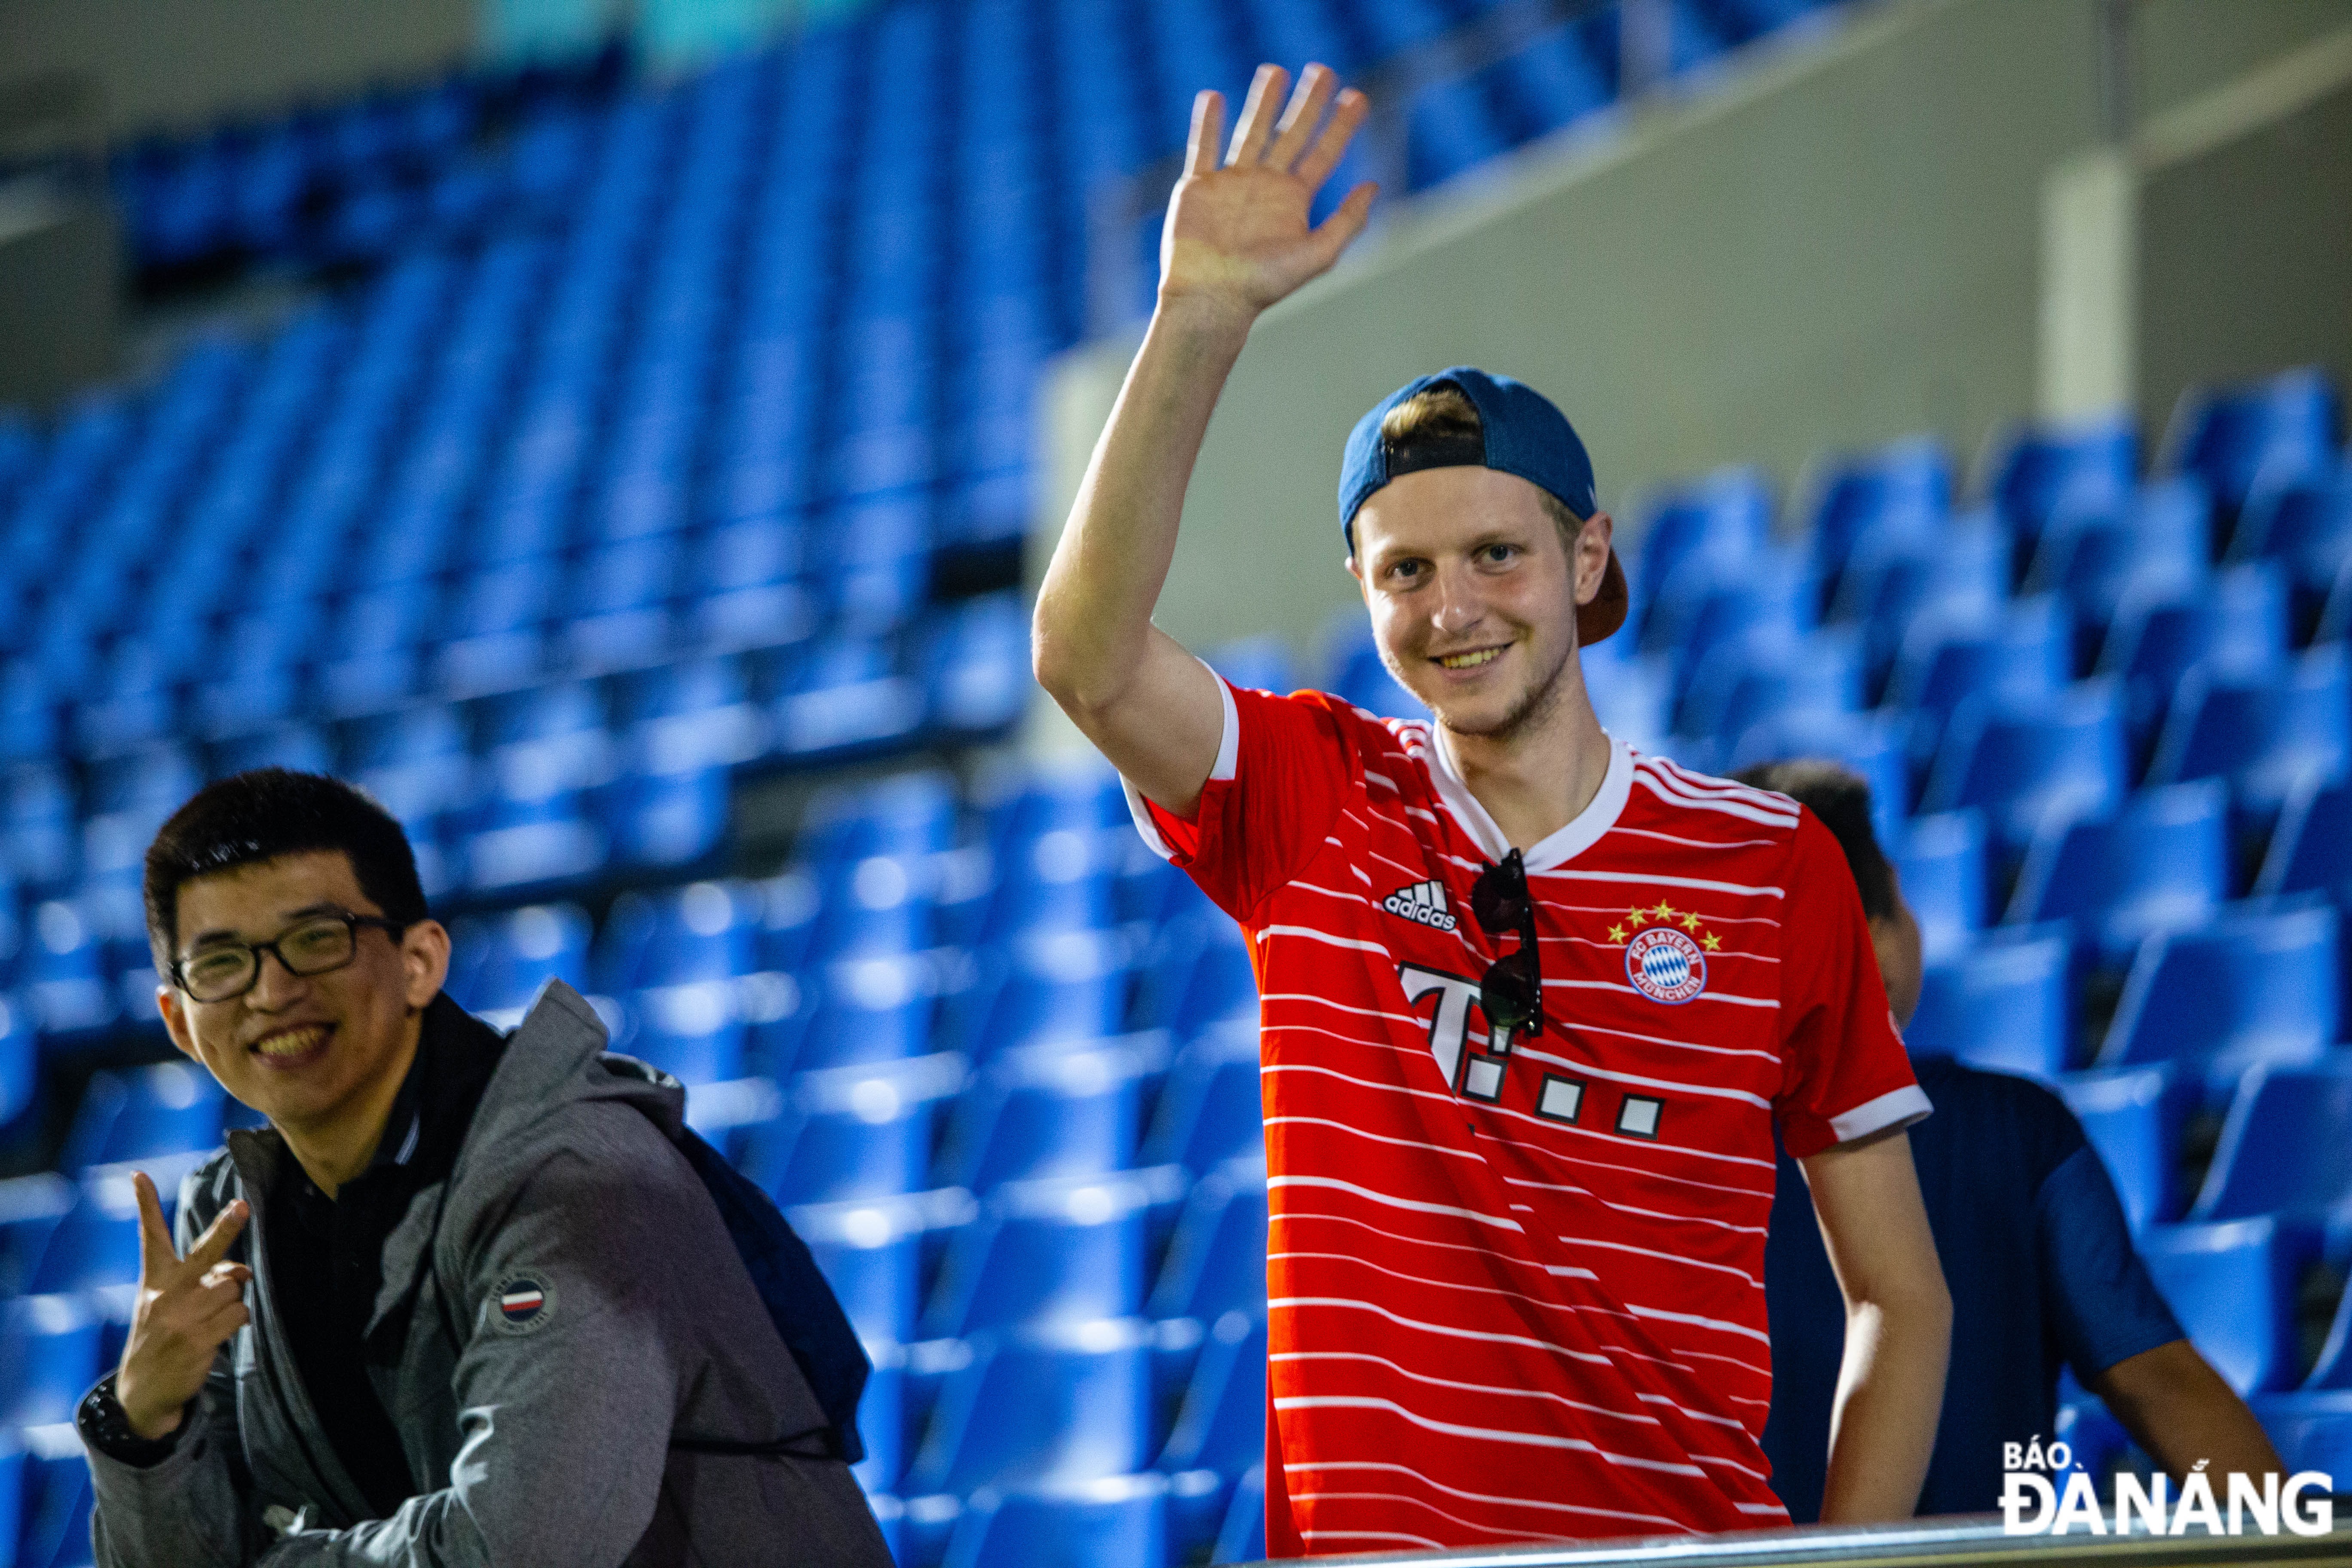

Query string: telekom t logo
1400 965 1511 1102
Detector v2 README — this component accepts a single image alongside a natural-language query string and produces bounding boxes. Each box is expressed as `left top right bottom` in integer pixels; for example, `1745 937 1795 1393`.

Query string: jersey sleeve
2038 1143 2188 1379
1121 676 1356 925
1772 810 1932 1159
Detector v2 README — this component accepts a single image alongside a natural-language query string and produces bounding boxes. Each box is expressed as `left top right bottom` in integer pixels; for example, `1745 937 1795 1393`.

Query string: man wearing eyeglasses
77 769 888 1566
1033 62 1951 1553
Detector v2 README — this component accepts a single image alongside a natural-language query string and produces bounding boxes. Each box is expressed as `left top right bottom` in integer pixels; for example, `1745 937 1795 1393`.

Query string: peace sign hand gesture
115 1172 251 1440
1158 63 1378 327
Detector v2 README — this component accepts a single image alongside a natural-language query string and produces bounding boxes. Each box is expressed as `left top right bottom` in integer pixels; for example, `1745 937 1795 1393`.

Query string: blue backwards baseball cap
1338 366 1626 643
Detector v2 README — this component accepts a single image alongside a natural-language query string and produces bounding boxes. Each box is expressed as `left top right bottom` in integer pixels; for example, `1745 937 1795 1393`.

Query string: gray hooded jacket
85 981 892 1568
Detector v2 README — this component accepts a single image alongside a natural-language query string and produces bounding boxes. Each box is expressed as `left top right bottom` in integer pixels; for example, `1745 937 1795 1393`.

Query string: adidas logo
1382 879 1459 932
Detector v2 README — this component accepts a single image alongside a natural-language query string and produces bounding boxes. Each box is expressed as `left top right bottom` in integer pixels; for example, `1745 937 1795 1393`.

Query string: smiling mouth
249 1023 332 1064
1434 647 1506 670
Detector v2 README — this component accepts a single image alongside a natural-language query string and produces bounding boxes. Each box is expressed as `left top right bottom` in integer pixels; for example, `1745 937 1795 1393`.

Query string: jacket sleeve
255 1138 697 1568
89 1160 260 1568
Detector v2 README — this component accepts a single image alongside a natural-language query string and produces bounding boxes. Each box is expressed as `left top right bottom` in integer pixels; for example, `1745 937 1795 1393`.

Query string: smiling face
156 849 450 1152
1349 465 1614 740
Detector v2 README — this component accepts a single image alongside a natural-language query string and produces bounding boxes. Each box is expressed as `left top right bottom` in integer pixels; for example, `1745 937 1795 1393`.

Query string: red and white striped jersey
1126 678 1929 1555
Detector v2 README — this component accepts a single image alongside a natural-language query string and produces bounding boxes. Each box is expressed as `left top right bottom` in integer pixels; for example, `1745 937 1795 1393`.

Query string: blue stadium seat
1629 466 1773 643
2162 366 2340 514
18 1422 92 1568
1146 1157 1268 1325
1885 595 2073 771
2190 1055 2352 1253
2138 1216 2308 1393
1581 642 1672 755
27 1164 160 1294
933 1037 1160 1192
2095 562 2287 744
445 903 591 1020
1984 411 2137 557
793 1191 935 1345
940 1473 1170 1568
2099 900 2340 1093
626 974 746 1084
1211 1466 1266 1565
2310 1285 2352 1389
2025 478 2212 651
1904 930 2073 1078
1804 433 1951 602
2230 466 2351 622
856 1341 907 1497
1920 679 2127 855
1728 709 1910 841
2146 646 2351 819
751 1053 968 1206
1890 809 1987 963
58 1063 225 1172
1674 627 1859 748
806 850 936 962
1158 1311 1265 1547
1139 1024 1264 1176
0 1176 76 1297
0 997 33 1129
2058 1064 2189 1232
775 639 925 759
971 928 1133 1055
594 880 760 992
1828 511 2007 688
2003 781 2229 963
1130 922 1256 1044
566 539 679 673
1654 548 1817 707
921 1170 1152 1340
928 594 1031 737
902 1317 1155 1499
24 899 118 1039
2255 775 2352 898
798 951 936 1072
0 1295 101 1427
2248 1391 2352 1480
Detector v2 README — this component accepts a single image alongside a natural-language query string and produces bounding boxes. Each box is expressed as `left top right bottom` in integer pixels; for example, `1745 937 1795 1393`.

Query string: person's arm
1799 1128 1953 1523
2089 1338 2285 1482
87 1169 259 1568
257 1143 756 1567
1032 62 1375 816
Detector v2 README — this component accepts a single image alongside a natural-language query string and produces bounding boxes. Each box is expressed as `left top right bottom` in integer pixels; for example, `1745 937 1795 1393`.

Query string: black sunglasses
1470 848 1544 1050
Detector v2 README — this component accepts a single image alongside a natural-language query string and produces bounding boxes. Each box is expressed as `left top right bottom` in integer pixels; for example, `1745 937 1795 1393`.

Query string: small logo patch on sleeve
494 1275 554 1333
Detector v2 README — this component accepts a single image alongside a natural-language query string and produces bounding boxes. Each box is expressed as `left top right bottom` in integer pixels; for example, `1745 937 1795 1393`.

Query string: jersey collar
1426 726 1632 874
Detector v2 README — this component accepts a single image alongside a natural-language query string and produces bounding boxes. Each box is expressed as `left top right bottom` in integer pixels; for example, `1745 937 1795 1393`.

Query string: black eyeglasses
172 910 409 1003
1470 849 1544 1050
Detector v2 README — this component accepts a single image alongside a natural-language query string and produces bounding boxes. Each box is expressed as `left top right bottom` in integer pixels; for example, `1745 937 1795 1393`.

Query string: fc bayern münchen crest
1625 925 1707 1004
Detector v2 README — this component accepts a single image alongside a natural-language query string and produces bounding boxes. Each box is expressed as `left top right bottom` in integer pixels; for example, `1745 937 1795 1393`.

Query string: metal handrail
1236 1511 2352 1568
1083 0 1642 339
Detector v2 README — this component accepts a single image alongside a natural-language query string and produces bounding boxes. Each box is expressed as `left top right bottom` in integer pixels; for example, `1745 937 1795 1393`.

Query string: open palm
1160 64 1378 318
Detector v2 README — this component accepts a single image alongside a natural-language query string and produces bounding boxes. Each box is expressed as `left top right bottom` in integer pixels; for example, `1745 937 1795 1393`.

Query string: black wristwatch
76 1374 185 1468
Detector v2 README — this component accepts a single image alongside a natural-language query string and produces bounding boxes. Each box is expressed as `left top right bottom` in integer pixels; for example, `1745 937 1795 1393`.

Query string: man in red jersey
1032 61 1951 1554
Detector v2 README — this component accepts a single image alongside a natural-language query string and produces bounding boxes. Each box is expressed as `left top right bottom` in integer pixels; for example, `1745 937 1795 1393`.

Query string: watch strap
76 1373 186 1468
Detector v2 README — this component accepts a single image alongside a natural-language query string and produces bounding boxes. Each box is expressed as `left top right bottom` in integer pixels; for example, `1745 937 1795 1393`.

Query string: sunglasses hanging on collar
1470 848 1544 1053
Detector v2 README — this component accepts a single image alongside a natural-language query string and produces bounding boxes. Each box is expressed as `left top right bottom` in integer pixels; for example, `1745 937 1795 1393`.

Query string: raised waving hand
1160 63 1377 322
115 1172 250 1439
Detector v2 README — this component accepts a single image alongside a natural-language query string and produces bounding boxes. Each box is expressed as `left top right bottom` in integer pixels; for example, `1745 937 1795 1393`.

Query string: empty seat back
758 1053 968 1205
2101 901 2340 1085
1904 931 2073 1078
934 1037 1159 1192
1922 680 2126 853
904 1318 1155 1498
1891 810 1987 963
2004 781 2228 959
2191 1054 2352 1224
2138 1216 2304 1393
1147 1157 1268 1324
922 1171 1151 1339
2058 1065 2187 1232
941 1474 1170 1568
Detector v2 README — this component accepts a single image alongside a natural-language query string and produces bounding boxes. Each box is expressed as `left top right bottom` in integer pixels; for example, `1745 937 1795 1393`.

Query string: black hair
1729 759 1897 923
144 769 428 957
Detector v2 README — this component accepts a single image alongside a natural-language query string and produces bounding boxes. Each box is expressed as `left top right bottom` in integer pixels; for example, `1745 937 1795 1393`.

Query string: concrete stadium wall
2 0 475 137
1031 0 2352 671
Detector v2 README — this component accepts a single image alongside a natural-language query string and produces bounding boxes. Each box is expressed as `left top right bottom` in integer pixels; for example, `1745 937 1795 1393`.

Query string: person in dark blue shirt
1737 760 2282 1519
